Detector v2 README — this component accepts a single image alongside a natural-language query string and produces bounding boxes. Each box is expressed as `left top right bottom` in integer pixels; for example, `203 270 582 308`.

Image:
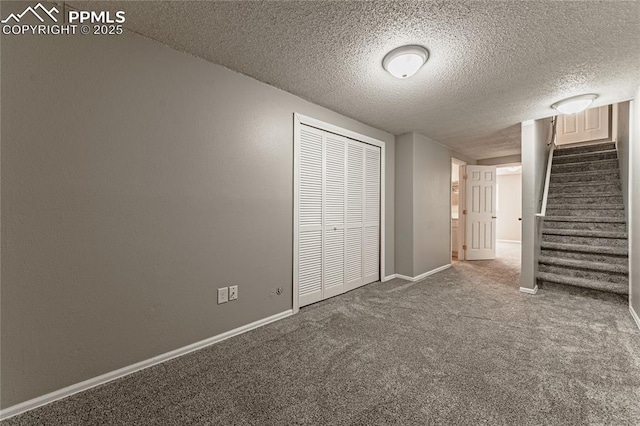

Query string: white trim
0 310 293 421
451 157 467 262
497 239 522 244
293 117 301 314
382 274 397 282
293 113 386 313
395 264 452 282
630 305 640 331
519 285 538 295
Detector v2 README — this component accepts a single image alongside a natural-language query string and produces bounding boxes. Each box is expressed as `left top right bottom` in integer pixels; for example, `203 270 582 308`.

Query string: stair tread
547 192 621 198
537 272 628 295
542 229 627 238
550 169 619 177
543 216 626 223
541 241 629 255
554 142 615 154
552 158 618 166
550 181 620 188
552 149 617 162
547 203 624 209
538 256 629 273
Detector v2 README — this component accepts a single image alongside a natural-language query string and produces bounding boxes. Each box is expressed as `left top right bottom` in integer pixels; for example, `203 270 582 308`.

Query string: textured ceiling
71 1 640 159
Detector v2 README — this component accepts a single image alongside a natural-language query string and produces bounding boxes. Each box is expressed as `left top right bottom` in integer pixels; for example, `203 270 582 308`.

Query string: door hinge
463 209 467 215
462 244 467 251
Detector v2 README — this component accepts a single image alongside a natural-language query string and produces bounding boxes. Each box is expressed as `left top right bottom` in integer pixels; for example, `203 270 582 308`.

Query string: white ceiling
73 1 640 159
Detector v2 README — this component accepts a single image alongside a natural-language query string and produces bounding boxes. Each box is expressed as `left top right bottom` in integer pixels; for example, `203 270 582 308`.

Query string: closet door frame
293 113 386 314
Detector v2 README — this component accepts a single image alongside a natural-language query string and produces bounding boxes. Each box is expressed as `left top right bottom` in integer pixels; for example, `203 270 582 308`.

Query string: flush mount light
551 94 598 115
383 45 429 79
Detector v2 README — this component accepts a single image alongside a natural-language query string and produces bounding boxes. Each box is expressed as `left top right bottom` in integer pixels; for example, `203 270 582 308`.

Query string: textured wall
497 173 523 242
520 119 552 289
0 29 394 407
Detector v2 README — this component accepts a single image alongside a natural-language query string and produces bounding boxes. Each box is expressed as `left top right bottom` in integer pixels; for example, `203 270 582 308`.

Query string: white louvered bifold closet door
323 133 347 299
297 124 380 307
345 141 364 291
298 126 324 307
363 145 380 285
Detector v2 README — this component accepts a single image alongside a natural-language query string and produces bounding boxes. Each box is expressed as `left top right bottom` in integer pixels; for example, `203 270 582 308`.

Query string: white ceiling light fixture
383 45 429 79
551 94 598 115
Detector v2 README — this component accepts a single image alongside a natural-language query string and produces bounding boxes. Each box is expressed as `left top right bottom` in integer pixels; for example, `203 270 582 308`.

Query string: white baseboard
630 304 640 331
498 239 522 244
395 264 452 282
519 285 539 295
0 309 293 421
382 274 397 282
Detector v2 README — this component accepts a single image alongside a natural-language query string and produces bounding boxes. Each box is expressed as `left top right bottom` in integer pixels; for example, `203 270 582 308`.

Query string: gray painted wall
616 102 631 222
394 134 415 277
394 132 475 278
520 118 551 289
629 93 640 320
1 29 395 407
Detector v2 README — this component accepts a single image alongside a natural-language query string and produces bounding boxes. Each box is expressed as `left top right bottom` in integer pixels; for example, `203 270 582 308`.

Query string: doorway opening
496 164 522 267
451 158 466 262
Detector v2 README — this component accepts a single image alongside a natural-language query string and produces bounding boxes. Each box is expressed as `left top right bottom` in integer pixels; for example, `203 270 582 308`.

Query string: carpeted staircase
537 141 629 295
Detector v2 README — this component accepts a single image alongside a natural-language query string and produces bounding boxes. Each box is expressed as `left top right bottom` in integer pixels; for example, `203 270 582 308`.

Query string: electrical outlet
229 285 238 301
217 287 228 304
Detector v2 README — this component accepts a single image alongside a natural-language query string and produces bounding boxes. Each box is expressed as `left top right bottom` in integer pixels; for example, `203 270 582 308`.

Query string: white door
557 105 610 145
297 125 380 307
323 133 347 299
345 141 364 290
465 166 496 260
297 126 324 307
362 146 380 285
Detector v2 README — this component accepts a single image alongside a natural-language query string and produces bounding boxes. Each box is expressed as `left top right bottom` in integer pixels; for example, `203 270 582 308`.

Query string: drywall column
629 92 640 325
615 102 631 222
520 118 551 291
394 132 476 279
394 134 415 277
412 133 460 276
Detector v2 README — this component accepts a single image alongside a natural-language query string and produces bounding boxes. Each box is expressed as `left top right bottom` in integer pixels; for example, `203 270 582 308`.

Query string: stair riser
538 264 628 284
550 172 620 183
543 222 627 232
547 196 623 205
549 183 621 194
553 143 616 156
540 249 628 265
540 281 628 297
545 208 625 218
552 159 618 174
552 151 617 165
542 234 628 246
